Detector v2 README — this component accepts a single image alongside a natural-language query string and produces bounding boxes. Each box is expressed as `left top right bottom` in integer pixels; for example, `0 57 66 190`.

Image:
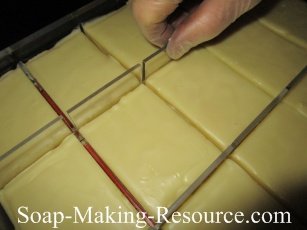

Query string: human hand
132 0 261 59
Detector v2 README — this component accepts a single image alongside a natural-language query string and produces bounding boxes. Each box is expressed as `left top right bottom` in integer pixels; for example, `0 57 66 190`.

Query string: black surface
0 0 95 50
0 204 14 230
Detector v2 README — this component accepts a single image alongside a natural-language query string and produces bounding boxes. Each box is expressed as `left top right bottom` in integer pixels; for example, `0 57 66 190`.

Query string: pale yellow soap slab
0 135 137 230
83 5 170 76
26 30 139 127
259 0 307 50
165 160 302 230
0 68 69 188
80 85 220 216
233 103 307 222
207 21 307 98
147 48 271 149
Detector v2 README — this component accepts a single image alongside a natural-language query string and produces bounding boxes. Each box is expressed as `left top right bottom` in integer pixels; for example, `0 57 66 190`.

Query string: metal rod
141 45 167 82
141 61 146 83
153 65 307 229
143 45 167 63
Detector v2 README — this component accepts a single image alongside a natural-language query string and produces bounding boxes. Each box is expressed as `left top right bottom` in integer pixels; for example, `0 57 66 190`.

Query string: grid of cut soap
0 1 306 229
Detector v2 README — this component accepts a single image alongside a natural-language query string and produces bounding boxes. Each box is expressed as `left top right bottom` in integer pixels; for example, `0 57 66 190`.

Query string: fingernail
167 41 187 60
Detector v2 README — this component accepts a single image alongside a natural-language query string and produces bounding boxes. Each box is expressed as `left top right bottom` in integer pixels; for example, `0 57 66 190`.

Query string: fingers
132 0 262 59
131 0 183 47
167 0 262 59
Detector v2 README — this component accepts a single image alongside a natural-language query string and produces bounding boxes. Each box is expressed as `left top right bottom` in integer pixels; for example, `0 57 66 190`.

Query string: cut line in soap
153 66 307 229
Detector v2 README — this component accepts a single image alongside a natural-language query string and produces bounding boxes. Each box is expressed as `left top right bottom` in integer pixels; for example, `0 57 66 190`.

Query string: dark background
0 0 95 50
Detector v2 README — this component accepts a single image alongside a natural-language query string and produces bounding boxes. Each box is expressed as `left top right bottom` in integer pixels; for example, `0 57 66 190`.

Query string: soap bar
207 21 307 98
165 160 302 230
0 68 56 156
233 103 307 222
147 48 271 149
0 135 137 230
27 30 139 127
80 85 220 216
0 68 69 188
259 0 307 49
83 5 170 77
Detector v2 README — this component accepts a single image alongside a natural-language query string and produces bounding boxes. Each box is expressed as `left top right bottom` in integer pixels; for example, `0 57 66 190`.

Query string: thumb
167 0 261 59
